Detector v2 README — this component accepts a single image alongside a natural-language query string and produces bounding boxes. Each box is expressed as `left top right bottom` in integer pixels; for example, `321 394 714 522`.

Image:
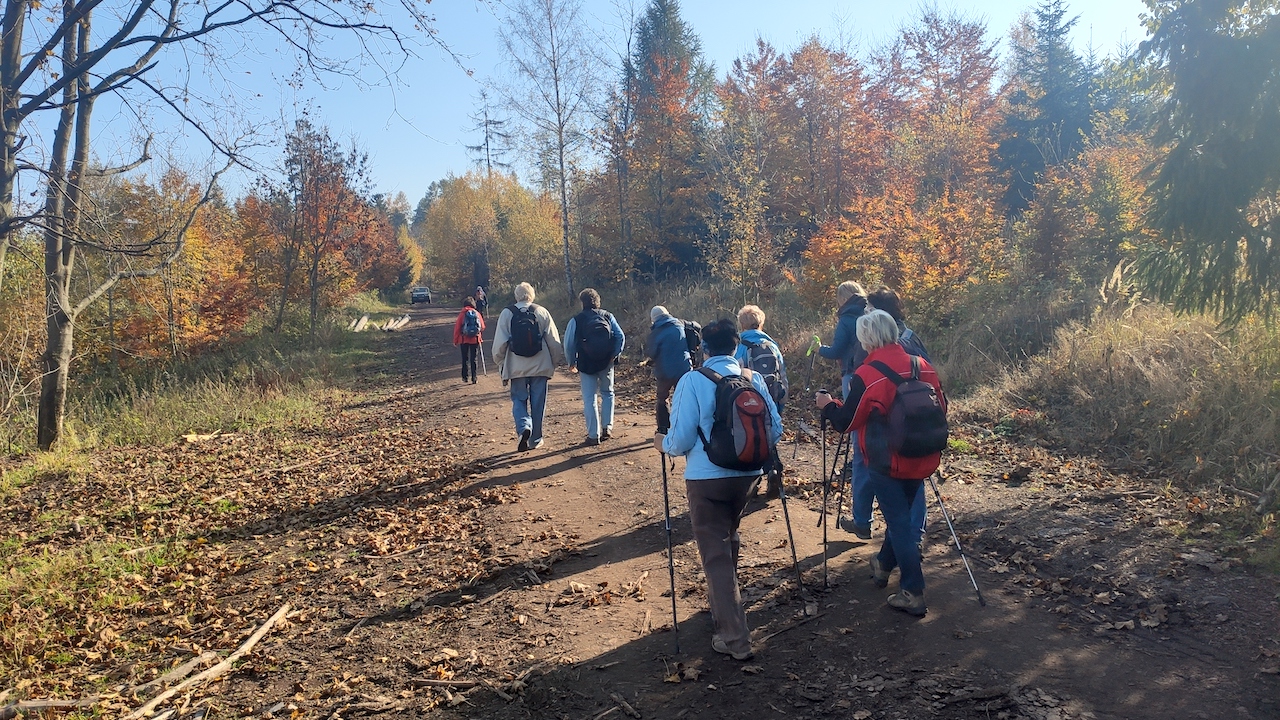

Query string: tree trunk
36 306 73 450
308 254 320 340
557 130 574 304
0 0 24 294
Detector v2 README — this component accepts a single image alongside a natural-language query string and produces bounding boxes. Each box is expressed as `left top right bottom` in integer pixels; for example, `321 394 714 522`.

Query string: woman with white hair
492 282 565 451
815 310 947 617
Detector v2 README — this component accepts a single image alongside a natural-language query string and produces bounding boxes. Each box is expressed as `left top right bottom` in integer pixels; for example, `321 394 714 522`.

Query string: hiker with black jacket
492 282 565 452
816 310 947 617
452 297 486 384
659 318 782 660
645 306 692 434
564 288 625 446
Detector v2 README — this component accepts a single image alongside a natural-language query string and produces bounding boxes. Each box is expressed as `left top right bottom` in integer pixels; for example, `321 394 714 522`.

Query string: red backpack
695 368 773 471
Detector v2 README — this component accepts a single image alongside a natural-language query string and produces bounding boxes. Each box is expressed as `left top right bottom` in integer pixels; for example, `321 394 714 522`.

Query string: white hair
856 309 900 351
514 282 535 303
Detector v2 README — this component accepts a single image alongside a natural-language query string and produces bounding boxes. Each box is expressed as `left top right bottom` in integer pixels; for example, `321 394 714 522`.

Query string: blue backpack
462 309 481 338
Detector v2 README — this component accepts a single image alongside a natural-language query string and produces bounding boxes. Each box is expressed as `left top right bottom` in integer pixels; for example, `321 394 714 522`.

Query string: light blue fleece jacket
662 354 784 480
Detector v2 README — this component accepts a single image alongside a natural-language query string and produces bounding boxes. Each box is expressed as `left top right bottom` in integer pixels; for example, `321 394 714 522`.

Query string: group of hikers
449 279 948 661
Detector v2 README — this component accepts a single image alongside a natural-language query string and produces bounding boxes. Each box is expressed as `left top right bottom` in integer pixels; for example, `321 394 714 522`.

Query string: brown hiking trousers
685 474 759 655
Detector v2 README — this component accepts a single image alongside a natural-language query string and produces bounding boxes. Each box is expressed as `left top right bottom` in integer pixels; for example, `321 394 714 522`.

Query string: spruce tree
998 0 1097 214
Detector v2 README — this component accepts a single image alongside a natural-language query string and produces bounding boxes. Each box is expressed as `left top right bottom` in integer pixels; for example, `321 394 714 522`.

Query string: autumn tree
0 0 445 450
628 0 713 278
498 0 598 303
420 172 562 295
704 40 786 303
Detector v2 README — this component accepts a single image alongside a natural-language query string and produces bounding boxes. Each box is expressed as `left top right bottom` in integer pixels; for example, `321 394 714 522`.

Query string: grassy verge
959 301 1280 570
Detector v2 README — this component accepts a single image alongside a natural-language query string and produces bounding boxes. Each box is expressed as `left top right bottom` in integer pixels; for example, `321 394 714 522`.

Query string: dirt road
339 306 1278 720
10 304 1276 719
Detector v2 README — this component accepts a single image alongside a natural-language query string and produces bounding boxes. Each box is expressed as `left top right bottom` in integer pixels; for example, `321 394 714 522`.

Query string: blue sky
174 0 1151 203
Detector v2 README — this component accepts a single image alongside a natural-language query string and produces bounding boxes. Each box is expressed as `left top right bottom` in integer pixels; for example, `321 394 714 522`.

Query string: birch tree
498 0 598 304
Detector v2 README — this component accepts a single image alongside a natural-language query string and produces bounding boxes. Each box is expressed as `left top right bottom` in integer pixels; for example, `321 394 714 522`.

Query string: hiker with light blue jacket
659 318 782 662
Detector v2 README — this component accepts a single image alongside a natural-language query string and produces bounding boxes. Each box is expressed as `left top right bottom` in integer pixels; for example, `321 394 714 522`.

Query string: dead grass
960 302 1280 501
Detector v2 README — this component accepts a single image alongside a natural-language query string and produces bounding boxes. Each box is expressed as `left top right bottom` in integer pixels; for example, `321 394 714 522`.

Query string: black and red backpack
695 368 773 471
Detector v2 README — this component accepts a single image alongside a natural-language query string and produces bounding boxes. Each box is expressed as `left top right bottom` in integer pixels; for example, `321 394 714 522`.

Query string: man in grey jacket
492 282 566 451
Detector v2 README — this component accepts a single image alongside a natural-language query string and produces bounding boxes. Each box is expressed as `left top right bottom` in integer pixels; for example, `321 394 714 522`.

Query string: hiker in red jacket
816 309 947 616
453 297 487 384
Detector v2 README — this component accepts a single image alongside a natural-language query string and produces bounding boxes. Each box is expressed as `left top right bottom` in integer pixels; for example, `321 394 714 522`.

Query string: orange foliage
803 185 1004 317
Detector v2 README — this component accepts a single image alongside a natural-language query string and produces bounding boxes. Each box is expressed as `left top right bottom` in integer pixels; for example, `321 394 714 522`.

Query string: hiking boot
711 635 754 661
518 430 531 452
584 436 600 446
887 589 927 617
601 427 613 441
839 516 872 540
529 438 544 450
471 377 478 384
869 556 890 588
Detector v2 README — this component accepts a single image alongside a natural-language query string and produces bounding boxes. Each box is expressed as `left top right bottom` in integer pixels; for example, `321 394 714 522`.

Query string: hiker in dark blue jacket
645 305 692 433
818 281 875 540
818 281 870 399
869 285 931 362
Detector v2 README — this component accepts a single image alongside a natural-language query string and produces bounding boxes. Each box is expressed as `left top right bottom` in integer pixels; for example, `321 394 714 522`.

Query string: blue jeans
509 376 549 443
579 367 615 439
850 446 926 542
869 470 925 594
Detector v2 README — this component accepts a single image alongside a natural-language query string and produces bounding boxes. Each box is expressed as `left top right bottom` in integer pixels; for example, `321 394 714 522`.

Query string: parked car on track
410 287 432 304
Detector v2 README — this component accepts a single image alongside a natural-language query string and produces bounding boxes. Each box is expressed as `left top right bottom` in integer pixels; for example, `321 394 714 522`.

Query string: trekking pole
772 451 804 593
927 473 986 607
479 345 488 376
834 435 852 528
660 451 681 653
793 336 820 459
817 430 847 528
819 416 830 588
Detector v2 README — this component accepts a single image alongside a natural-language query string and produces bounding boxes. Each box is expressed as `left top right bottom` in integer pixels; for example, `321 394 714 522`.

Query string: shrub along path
1 305 1276 719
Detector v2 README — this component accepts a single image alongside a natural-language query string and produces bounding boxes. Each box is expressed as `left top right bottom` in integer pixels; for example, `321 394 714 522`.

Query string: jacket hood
838 296 868 318
651 314 680 330
740 329 775 345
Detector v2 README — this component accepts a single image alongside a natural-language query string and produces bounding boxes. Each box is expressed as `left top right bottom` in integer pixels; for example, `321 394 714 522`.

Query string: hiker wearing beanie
659 318 782 660
645 305 692 434
818 281 875 539
563 288 625 445
492 282 565 452
816 310 947 617
453 297 486 384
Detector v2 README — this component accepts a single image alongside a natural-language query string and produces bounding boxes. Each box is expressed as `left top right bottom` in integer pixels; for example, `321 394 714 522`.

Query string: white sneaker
887 589 927 617
711 635 754 661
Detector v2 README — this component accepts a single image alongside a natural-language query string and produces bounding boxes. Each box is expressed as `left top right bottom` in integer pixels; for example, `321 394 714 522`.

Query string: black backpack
868 356 948 458
898 327 931 363
682 320 703 367
743 339 787 407
575 309 615 375
507 304 544 357
695 368 773 472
